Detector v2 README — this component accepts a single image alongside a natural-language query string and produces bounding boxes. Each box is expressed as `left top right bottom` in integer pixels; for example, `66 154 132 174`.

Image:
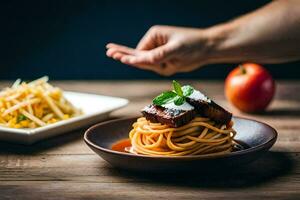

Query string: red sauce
111 139 131 152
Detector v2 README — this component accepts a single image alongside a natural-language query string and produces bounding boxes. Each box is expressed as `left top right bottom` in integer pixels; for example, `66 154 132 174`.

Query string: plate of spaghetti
84 81 277 172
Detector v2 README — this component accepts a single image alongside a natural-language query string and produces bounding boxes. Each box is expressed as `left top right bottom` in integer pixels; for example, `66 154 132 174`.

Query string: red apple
225 63 275 113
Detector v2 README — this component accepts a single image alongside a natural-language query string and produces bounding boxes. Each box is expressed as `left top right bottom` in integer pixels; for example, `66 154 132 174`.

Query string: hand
106 25 212 76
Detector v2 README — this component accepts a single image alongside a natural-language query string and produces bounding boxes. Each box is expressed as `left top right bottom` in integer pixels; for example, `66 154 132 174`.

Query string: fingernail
106 43 113 49
106 49 113 57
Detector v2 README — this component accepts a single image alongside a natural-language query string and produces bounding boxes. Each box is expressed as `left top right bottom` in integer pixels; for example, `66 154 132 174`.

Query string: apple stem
239 64 247 75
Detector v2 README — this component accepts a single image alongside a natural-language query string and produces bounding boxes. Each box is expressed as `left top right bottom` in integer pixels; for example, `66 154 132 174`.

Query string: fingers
106 48 174 76
118 54 175 76
106 43 137 62
106 43 165 64
106 41 178 76
109 45 170 65
111 52 124 60
106 43 136 57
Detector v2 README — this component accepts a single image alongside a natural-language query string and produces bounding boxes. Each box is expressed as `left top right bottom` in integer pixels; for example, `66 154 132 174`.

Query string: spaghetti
128 117 236 156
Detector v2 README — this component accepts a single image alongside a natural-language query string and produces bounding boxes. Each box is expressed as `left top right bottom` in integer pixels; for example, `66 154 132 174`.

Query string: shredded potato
0 76 82 128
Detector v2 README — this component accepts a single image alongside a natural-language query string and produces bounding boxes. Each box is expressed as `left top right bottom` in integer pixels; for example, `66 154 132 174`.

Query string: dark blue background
1 0 299 80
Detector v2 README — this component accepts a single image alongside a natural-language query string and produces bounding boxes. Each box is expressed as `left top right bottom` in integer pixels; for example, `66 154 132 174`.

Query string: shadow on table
256 108 300 117
107 151 295 189
0 128 85 155
0 117 120 155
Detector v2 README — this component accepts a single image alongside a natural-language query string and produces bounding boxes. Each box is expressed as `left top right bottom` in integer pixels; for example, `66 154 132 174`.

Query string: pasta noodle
0 76 82 128
128 117 236 156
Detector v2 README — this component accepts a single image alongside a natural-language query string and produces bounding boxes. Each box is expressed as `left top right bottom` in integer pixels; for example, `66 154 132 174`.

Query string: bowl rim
84 116 277 160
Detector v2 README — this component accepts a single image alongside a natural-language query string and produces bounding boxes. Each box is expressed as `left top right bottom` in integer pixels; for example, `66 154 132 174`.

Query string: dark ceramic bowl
84 117 277 172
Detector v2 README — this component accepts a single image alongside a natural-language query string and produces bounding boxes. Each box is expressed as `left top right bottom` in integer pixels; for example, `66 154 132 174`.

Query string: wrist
203 22 239 64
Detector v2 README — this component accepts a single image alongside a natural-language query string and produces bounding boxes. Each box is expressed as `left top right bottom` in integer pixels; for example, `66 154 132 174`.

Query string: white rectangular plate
0 91 128 145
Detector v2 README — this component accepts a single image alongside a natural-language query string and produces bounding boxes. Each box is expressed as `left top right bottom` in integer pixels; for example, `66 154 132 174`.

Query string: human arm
106 0 300 76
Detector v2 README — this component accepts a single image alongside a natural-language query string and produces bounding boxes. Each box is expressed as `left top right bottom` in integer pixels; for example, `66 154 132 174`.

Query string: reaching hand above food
107 1 300 76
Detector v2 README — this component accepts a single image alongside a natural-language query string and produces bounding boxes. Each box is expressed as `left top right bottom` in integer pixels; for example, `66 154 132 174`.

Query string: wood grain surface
0 81 299 200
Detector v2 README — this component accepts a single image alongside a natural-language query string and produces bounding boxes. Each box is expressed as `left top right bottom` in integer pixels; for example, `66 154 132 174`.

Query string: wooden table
0 81 299 200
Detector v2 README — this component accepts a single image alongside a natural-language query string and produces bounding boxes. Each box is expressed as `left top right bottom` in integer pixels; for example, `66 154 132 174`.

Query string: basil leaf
172 80 183 97
182 85 194 97
153 91 177 106
174 96 185 106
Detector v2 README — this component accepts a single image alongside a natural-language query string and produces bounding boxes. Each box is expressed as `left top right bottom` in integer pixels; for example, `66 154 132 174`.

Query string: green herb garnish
17 114 27 123
173 96 185 106
172 80 183 97
152 80 194 106
153 91 177 106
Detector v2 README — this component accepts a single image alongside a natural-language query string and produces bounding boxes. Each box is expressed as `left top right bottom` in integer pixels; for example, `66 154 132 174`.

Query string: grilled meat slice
186 96 232 124
141 104 196 128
